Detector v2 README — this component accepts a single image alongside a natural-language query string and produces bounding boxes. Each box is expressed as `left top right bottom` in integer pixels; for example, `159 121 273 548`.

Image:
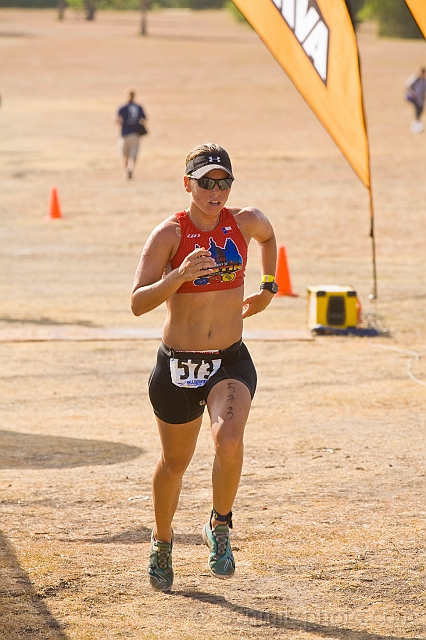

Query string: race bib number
170 358 221 388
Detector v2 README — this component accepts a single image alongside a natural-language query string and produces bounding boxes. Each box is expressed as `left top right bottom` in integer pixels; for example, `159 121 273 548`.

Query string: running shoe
147 530 174 592
202 520 235 579
411 120 424 133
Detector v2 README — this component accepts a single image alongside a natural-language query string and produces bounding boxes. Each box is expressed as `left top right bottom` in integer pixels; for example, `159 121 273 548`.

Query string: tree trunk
140 0 151 36
85 0 97 21
57 0 66 21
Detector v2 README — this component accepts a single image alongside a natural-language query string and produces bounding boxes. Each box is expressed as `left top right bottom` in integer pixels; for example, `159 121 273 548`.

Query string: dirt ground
0 8 426 640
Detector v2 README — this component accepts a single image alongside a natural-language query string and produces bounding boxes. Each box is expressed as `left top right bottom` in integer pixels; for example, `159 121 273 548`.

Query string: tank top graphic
170 208 247 294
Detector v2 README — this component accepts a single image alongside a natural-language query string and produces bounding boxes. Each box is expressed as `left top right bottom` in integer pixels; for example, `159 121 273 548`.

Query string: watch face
261 281 278 293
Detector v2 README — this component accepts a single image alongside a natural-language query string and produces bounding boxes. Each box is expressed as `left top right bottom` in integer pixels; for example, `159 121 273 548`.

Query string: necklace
187 209 221 232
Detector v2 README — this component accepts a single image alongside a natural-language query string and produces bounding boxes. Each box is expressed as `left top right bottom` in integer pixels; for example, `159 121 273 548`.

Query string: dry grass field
0 8 425 639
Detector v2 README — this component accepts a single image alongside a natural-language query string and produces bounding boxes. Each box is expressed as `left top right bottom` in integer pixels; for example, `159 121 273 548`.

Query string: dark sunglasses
189 176 234 190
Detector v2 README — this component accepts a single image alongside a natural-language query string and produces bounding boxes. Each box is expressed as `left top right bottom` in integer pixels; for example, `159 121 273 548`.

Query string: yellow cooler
307 285 359 329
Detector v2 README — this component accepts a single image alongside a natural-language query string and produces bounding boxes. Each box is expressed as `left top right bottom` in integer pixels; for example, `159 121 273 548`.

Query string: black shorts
148 340 257 424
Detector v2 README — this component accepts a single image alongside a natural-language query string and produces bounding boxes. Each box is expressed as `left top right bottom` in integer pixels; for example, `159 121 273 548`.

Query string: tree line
0 0 422 39
356 0 422 38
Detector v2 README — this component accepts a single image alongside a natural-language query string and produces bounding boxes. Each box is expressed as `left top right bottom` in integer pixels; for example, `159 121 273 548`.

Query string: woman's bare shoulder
153 213 181 234
133 214 182 287
144 213 182 247
229 207 272 240
227 206 265 219
228 206 269 231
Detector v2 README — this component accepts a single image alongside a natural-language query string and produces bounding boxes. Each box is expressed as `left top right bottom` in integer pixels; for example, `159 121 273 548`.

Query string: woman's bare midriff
162 286 244 351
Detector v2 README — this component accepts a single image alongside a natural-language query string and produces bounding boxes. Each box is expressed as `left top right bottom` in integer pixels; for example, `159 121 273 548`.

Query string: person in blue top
115 89 147 179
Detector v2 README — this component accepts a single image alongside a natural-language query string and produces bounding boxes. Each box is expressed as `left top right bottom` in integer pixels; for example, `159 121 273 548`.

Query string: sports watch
260 275 278 294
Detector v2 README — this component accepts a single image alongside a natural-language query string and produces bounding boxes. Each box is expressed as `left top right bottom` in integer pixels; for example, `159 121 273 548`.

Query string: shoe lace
156 544 171 570
213 527 229 557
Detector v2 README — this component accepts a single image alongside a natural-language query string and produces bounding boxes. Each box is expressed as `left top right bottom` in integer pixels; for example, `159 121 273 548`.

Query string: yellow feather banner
232 0 370 188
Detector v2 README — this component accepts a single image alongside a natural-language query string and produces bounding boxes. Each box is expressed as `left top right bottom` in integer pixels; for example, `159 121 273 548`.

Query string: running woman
131 142 278 592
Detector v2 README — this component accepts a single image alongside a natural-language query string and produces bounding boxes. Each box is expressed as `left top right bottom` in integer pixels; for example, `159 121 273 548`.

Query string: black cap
185 150 234 179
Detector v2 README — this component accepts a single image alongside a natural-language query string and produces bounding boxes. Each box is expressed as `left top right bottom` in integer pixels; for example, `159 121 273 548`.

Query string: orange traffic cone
275 245 298 297
46 187 62 220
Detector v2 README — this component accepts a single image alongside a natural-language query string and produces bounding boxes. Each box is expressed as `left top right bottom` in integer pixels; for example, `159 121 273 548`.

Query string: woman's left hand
242 290 275 319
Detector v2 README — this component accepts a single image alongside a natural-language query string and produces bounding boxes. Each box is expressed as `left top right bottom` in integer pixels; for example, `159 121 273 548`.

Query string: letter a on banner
405 0 426 38
232 0 371 188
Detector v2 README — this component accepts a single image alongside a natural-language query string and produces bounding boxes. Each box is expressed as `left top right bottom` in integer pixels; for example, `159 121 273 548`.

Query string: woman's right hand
178 247 218 282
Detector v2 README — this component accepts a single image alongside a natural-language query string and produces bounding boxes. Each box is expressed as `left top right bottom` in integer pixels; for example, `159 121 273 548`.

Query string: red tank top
169 207 248 294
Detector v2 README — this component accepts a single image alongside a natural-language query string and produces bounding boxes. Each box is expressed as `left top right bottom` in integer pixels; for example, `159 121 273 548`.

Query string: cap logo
209 156 221 163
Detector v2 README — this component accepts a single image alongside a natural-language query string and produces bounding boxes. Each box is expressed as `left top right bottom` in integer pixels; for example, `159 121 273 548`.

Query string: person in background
115 89 147 178
405 68 426 133
131 142 277 592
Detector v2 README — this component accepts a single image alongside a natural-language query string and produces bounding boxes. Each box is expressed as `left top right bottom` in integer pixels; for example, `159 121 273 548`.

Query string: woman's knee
214 430 244 462
160 454 192 477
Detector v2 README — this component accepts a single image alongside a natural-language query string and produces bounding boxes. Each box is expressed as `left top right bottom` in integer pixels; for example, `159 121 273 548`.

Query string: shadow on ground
0 530 68 640
0 430 144 469
176 591 420 640
0 316 97 327
62 528 205 545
